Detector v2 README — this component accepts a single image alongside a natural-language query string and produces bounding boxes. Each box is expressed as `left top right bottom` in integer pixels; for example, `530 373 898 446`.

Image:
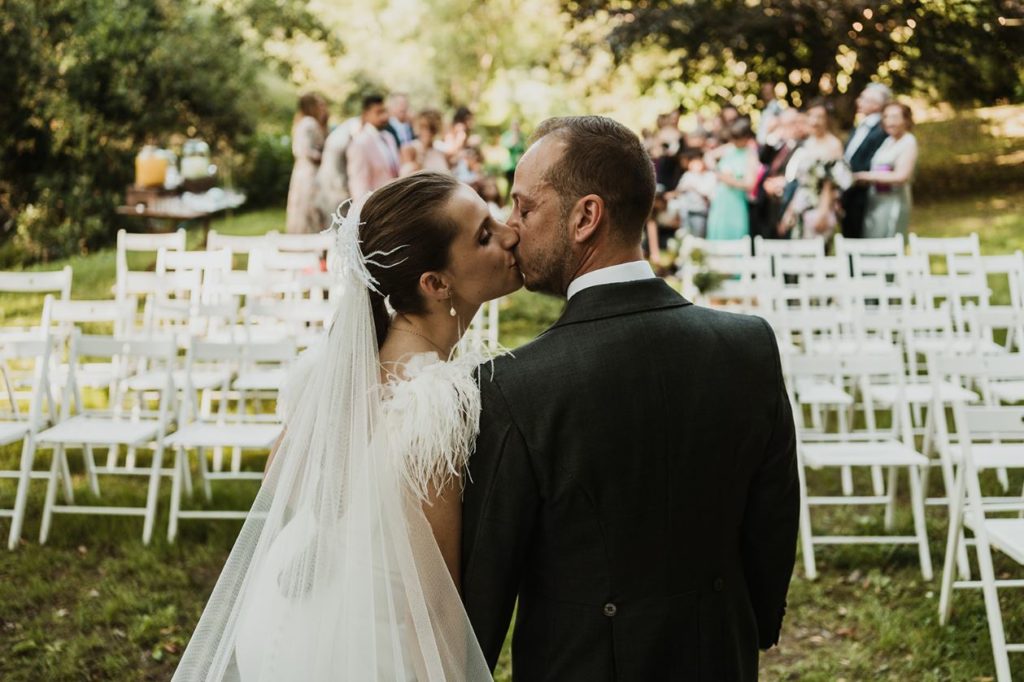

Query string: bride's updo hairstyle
357 172 462 348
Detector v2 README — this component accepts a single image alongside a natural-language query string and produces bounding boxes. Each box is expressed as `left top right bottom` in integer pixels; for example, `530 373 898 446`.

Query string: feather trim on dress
382 352 485 503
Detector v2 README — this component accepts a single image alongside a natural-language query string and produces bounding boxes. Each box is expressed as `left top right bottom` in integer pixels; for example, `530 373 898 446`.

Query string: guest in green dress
706 118 759 241
855 103 918 239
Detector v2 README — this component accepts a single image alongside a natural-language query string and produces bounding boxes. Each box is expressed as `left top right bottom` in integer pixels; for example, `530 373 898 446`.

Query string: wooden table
117 190 246 242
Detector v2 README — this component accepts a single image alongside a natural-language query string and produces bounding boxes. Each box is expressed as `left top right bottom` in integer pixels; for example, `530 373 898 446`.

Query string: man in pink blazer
347 94 400 201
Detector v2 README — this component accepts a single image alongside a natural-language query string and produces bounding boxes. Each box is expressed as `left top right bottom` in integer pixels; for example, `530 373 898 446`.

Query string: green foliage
564 0 1023 120
0 0 331 264
228 131 293 209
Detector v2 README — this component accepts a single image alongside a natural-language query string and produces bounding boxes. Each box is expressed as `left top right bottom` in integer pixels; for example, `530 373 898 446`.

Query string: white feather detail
381 352 485 503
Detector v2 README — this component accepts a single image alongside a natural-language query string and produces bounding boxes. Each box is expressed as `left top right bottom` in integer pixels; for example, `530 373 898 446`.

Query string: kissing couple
173 116 800 681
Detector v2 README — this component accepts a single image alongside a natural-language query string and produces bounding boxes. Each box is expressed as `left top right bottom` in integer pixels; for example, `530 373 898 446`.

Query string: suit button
713 578 725 592
603 603 617 617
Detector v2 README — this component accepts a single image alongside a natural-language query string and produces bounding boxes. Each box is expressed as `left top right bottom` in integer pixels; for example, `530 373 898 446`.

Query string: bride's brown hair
357 172 461 348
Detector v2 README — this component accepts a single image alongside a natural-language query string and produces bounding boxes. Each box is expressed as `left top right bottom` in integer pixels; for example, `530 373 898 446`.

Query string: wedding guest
478 175 508 221
315 113 362 223
780 100 845 240
286 92 328 234
346 94 400 202
453 146 484 186
756 82 785 148
384 92 415 148
443 106 477 161
666 149 717 238
500 119 526 195
856 102 918 239
706 118 759 241
753 109 806 239
840 83 891 238
399 109 449 176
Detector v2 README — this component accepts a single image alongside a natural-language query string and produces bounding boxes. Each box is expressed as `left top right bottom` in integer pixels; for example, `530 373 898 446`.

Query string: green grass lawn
3 108 1024 679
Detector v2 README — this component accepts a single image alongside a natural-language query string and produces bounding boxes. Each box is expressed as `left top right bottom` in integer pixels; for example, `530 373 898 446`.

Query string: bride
173 171 522 681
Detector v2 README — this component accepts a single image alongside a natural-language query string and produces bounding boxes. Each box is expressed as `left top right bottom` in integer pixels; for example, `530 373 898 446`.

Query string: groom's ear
571 194 604 244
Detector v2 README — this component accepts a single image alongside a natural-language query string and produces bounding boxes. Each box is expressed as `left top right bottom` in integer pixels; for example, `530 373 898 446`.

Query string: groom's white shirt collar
566 260 657 300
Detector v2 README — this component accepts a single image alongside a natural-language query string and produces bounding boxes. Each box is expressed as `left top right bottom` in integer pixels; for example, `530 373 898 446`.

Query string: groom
461 116 799 680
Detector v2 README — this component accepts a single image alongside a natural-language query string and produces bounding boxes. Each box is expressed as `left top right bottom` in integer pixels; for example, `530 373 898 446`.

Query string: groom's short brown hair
531 116 655 244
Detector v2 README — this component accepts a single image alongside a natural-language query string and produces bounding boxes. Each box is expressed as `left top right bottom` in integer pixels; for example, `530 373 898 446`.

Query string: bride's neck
381 307 474 363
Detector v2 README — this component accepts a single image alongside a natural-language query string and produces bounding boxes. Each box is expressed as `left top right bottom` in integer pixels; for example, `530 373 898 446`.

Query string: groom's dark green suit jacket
461 278 798 681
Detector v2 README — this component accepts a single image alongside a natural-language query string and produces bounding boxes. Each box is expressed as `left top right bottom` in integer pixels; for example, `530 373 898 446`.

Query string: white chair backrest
116 228 187 301
0 334 58 426
754 236 825 259
834 234 905 258
267 231 333 254
682 234 751 259
206 230 276 256
908 233 981 274
973 251 1024 309
0 267 72 300
44 298 136 336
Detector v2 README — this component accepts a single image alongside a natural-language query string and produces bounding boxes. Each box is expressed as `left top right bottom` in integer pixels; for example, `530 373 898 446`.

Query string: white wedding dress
173 204 493 681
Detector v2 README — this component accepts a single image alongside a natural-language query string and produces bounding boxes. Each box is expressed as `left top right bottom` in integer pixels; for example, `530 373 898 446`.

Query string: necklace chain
390 325 447 355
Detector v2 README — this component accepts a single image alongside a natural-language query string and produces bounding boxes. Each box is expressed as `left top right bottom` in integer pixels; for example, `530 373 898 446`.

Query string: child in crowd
666 149 717 238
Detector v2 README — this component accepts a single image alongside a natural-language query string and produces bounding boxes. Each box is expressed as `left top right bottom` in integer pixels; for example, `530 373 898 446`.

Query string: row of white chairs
0 328 292 549
785 348 1024 679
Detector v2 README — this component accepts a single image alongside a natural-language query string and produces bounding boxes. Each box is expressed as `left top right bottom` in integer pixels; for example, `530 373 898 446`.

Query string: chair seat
37 416 162 445
125 368 232 392
967 518 1024 565
991 380 1024 404
947 444 1024 469
810 339 893 355
867 381 979 406
164 422 282 449
911 337 1004 355
795 380 853 405
802 440 929 467
233 369 285 391
0 421 31 446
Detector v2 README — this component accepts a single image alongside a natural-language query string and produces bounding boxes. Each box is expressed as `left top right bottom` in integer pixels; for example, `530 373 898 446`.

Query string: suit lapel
543 278 691 335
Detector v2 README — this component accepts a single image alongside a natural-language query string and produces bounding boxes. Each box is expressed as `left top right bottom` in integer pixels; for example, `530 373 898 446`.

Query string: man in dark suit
840 83 891 239
461 116 799 681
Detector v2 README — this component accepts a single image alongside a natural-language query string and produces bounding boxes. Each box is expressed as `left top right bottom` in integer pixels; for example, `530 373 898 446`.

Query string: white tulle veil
173 201 492 681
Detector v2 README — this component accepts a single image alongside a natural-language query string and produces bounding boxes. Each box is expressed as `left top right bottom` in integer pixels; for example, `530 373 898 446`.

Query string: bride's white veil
173 201 492 681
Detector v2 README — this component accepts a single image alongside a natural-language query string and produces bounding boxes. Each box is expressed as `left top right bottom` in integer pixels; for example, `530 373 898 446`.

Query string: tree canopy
563 0 1023 121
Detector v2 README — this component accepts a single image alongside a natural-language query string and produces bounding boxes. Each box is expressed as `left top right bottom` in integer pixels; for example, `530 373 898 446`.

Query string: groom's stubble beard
523 211 575 298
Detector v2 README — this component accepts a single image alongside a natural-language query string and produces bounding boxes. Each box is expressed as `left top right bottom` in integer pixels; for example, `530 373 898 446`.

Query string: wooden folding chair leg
909 465 933 580
884 466 899 530
58 445 73 504
39 447 62 544
974 527 1013 681
82 444 100 496
168 447 183 542
126 446 137 471
841 466 854 496
8 440 35 550
141 446 164 545
198 446 212 500
106 443 118 469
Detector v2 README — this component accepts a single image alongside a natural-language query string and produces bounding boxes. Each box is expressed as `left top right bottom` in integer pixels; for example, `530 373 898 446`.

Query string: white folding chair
466 299 501 351
115 228 187 302
266 231 334 256
790 351 934 580
243 299 334 348
938 404 1024 682
157 248 233 304
834 234 905 262
0 335 59 549
0 267 73 330
974 251 1024 311
207 230 276 258
35 333 178 545
908 233 981 274
165 339 285 541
